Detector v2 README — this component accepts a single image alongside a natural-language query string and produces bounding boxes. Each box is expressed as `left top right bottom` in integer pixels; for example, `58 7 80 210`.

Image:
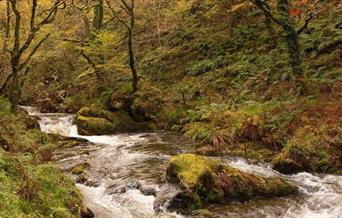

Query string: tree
106 0 139 92
5 0 63 113
93 0 104 29
250 0 304 78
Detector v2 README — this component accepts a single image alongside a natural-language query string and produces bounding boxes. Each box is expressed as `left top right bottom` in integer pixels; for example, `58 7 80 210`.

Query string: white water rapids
23 106 342 218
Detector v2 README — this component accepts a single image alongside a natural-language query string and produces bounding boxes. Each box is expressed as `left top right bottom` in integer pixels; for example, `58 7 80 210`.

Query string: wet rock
153 184 182 213
85 180 100 187
166 154 298 213
126 180 142 189
192 209 215 218
71 162 90 175
81 207 95 218
140 187 157 196
77 173 88 184
49 134 91 148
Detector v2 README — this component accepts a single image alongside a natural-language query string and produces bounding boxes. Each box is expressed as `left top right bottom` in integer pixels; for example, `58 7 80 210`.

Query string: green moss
0 99 82 217
272 126 335 174
76 106 141 135
71 163 89 175
167 154 217 190
167 154 298 212
76 115 117 135
0 150 82 217
77 107 117 122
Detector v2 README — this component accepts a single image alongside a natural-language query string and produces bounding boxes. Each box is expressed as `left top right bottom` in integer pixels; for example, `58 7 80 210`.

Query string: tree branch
19 33 51 71
297 13 314 34
30 0 38 31
105 0 129 29
250 0 283 26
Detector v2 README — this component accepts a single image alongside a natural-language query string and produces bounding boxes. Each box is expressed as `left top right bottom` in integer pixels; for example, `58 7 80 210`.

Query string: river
23 107 342 218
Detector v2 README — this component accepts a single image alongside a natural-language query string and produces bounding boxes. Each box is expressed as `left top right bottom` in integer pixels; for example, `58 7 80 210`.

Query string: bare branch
19 33 51 71
30 0 38 31
250 0 283 26
105 0 129 29
297 13 314 34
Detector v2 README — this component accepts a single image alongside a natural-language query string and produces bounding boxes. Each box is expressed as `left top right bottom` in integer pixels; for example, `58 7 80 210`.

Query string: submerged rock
166 154 298 213
153 184 182 213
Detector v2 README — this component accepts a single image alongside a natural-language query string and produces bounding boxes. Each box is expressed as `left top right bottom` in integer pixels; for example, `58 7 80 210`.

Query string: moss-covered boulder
75 107 139 135
272 127 335 174
166 154 298 212
76 115 118 135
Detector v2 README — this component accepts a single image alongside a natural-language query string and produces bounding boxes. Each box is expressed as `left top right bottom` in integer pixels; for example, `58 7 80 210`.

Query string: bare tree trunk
128 23 138 92
106 0 139 92
0 73 13 95
93 0 104 29
2 0 11 51
9 0 21 114
9 63 20 114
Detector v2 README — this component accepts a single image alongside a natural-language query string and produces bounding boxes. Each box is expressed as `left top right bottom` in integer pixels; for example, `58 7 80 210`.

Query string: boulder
166 154 298 212
272 127 335 174
75 107 139 135
76 116 118 136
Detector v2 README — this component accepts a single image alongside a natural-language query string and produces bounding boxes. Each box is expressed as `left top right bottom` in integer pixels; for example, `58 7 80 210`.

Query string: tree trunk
0 73 13 96
9 62 20 114
93 0 104 29
128 21 138 92
9 0 21 114
277 0 303 76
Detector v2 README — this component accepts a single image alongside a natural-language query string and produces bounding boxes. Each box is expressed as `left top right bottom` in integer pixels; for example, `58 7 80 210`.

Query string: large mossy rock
272 127 336 174
166 154 298 212
75 107 138 136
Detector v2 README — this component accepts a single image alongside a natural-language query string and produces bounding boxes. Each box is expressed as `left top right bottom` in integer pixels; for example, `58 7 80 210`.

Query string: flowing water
24 107 342 218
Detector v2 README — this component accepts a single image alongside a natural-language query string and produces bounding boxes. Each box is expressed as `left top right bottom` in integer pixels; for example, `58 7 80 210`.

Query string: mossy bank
0 98 83 217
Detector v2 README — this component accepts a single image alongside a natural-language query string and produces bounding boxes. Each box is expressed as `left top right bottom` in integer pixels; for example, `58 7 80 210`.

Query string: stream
24 107 342 218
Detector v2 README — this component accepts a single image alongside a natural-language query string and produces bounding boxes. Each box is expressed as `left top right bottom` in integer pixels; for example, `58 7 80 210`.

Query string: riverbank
0 98 83 217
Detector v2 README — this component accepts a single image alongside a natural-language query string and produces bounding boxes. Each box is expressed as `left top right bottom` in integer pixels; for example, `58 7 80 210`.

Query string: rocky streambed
24 107 342 218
